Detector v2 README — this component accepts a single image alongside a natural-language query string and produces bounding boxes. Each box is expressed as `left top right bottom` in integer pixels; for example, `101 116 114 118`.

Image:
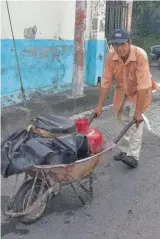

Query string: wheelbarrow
3 115 139 224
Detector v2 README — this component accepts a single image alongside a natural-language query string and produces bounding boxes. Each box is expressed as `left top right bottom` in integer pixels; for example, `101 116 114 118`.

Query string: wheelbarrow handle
113 119 143 144
89 113 97 126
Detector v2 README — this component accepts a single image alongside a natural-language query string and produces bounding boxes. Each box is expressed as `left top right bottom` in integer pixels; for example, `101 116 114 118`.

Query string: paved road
1 99 160 239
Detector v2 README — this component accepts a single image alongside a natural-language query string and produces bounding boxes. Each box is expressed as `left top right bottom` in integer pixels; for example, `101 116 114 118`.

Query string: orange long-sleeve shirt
101 45 158 112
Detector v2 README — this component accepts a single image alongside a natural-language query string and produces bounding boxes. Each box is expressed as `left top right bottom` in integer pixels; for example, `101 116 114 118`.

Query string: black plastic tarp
1 130 77 178
32 115 76 134
1 115 90 178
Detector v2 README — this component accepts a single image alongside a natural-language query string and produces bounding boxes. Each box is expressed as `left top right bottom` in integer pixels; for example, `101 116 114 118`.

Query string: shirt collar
112 45 136 63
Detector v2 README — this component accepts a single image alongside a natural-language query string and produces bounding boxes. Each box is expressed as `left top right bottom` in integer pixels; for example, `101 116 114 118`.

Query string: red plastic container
75 118 89 134
75 118 103 154
87 128 103 154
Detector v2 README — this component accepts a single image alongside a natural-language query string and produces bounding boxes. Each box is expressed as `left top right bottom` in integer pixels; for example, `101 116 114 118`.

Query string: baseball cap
109 29 131 44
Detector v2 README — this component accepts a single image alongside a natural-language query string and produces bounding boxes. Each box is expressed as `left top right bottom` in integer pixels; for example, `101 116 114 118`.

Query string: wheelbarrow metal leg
70 183 86 205
77 182 90 193
76 175 93 194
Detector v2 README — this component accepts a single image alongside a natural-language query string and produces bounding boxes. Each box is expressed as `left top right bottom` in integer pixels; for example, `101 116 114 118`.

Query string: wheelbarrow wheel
13 178 48 224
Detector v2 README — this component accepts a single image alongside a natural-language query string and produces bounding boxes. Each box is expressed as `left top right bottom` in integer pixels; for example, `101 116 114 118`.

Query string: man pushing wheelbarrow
94 29 159 168
2 29 160 225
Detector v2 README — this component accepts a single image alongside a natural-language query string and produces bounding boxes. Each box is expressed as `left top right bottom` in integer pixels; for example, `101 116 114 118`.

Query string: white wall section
1 0 76 40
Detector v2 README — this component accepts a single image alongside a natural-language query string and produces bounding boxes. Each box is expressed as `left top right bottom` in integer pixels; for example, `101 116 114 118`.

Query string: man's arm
97 87 110 107
135 88 152 115
135 55 152 126
95 55 113 116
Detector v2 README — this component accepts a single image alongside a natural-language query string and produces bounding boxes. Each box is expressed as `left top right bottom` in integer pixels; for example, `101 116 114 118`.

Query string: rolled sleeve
136 57 152 90
101 55 113 89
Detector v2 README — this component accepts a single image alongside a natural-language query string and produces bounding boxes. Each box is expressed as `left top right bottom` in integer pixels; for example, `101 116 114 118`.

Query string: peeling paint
99 19 105 32
24 26 37 39
90 0 106 38
1 0 108 108
1 92 23 108
1 38 107 107
92 18 98 31
1 40 75 107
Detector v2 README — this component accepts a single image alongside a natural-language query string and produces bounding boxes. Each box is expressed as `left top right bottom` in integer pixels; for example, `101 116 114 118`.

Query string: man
94 29 157 168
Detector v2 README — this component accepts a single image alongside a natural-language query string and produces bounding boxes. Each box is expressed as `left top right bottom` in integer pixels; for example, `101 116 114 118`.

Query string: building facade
1 1 131 108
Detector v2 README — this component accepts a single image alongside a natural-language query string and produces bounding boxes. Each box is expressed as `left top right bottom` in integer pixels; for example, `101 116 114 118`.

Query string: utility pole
72 0 87 97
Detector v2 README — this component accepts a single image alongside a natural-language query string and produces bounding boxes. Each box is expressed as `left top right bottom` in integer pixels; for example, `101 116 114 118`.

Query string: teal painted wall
1 39 108 107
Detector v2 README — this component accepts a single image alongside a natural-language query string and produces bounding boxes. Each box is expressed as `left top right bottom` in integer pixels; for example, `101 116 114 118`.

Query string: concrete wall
1 0 108 108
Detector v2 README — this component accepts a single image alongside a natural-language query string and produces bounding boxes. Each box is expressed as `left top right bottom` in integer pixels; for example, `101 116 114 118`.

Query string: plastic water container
75 118 103 154
87 128 103 154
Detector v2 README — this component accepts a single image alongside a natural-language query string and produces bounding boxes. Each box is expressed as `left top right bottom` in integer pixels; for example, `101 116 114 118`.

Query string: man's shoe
122 156 138 168
114 152 127 161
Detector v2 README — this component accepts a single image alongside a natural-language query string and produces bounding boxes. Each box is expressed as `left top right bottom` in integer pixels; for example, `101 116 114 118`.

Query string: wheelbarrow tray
30 140 116 184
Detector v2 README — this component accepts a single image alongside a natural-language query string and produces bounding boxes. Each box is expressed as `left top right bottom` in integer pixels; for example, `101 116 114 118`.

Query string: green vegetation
131 1 160 60
133 36 160 60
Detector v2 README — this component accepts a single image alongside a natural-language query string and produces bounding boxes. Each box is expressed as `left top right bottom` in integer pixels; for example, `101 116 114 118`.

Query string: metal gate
105 1 129 38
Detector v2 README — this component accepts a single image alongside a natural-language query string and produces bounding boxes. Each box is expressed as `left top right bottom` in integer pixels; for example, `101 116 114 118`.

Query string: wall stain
21 45 73 60
92 18 98 31
24 25 37 39
51 63 66 84
99 19 105 32
1 40 75 107
22 48 38 58
1 68 5 74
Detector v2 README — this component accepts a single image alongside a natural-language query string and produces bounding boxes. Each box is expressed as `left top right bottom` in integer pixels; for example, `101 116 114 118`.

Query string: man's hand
133 113 143 128
94 105 102 118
